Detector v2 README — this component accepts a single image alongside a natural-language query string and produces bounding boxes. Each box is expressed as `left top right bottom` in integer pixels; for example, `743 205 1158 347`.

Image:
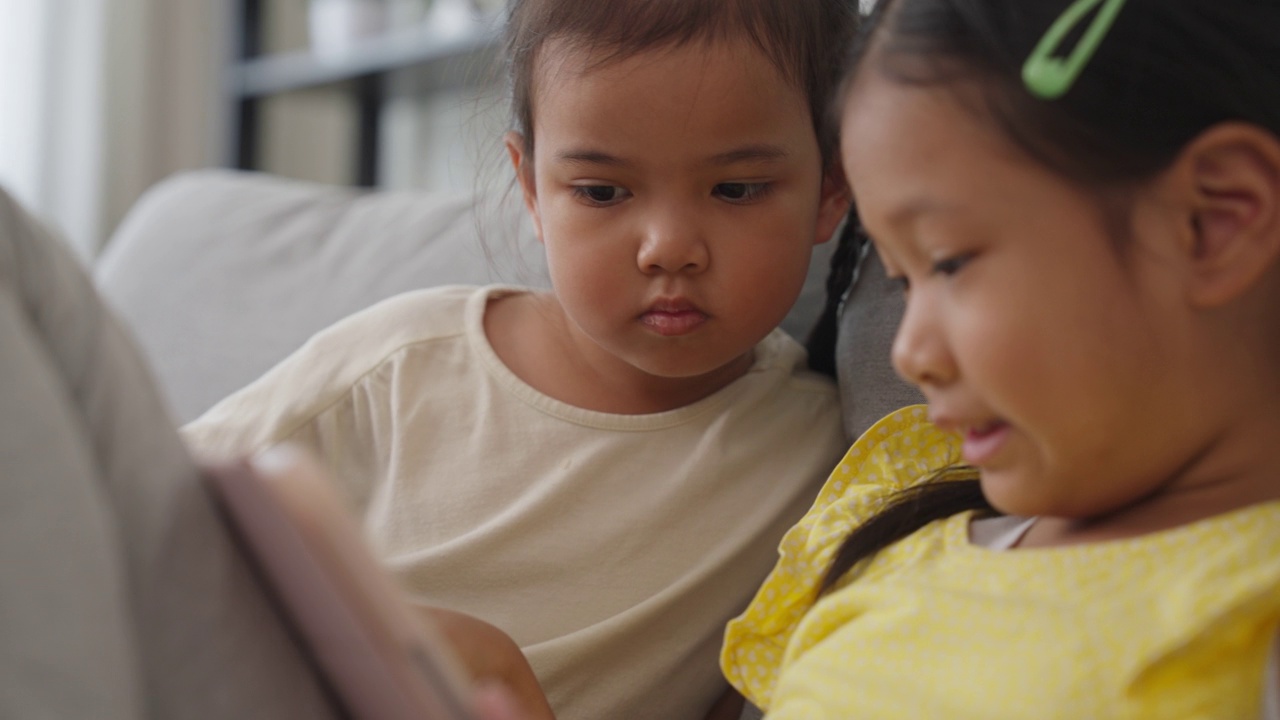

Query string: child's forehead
526 35 821 168
535 38 809 124
531 33 799 94
843 72 1028 175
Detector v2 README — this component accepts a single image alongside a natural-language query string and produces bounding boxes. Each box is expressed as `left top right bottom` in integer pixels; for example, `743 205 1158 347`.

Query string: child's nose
636 209 709 274
891 294 956 389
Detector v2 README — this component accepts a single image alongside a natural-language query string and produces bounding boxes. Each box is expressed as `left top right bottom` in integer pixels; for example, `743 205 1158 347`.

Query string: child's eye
931 253 974 277
713 182 771 203
573 185 631 206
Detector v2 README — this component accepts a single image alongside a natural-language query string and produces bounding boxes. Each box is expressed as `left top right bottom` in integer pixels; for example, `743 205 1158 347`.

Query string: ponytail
818 472 993 595
806 207 870 378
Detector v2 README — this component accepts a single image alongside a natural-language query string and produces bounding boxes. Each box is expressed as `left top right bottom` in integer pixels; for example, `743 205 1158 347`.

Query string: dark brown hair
860 0 1280 187
818 471 990 594
815 0 1280 594
503 0 860 166
804 205 867 379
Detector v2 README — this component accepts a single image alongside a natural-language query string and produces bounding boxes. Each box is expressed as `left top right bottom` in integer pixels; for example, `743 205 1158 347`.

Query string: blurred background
0 0 509 261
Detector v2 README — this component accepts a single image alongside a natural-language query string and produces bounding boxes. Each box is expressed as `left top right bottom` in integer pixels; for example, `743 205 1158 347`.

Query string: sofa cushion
95 170 836 423
836 245 923 442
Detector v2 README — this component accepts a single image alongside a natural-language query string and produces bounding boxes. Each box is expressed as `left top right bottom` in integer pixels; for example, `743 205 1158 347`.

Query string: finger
472 682 527 720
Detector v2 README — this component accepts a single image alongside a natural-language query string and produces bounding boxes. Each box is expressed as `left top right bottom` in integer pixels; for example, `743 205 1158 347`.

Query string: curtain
0 0 225 261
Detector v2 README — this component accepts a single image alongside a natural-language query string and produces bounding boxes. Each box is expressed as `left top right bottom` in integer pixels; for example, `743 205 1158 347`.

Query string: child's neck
484 291 756 415
1019 402 1280 549
1019 489 1280 548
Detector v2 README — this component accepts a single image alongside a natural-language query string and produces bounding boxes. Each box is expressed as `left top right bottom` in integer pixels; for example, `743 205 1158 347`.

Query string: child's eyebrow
553 144 790 169
886 198 957 228
705 144 790 166
555 149 628 167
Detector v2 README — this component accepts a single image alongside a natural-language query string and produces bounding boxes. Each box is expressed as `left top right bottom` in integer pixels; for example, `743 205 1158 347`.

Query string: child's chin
979 472 1041 518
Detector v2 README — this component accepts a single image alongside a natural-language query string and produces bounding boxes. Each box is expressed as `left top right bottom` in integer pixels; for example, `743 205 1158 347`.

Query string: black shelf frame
228 0 500 187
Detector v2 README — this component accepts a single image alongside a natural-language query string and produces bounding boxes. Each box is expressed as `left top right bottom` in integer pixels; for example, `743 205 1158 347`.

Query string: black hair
818 0 1280 593
503 0 861 167
864 0 1280 187
805 206 872 379
819 471 991 594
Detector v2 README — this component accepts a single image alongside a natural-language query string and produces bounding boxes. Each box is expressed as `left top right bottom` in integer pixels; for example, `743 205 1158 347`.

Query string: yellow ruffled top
721 405 1280 718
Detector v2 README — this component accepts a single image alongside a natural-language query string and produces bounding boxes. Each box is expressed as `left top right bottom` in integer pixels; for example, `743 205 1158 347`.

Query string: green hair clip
1022 0 1129 100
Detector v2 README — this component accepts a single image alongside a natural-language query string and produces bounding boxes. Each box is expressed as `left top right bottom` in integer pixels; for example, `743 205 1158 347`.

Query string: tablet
205 444 477 720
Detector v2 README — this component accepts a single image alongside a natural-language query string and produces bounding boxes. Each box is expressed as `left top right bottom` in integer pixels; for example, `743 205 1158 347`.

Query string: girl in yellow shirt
724 0 1280 717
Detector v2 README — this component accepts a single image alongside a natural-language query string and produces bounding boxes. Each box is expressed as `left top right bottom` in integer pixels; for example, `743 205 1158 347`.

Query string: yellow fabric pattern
722 407 1280 719
721 405 965 708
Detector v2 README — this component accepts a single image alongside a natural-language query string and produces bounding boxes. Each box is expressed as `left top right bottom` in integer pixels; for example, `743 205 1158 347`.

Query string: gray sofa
90 168 917 720
94 169 844 426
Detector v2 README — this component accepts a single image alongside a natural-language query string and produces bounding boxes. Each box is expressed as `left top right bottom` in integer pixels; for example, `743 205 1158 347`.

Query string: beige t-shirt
184 285 846 720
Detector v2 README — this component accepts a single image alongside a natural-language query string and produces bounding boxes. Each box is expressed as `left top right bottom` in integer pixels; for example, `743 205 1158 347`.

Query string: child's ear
814 160 852 245
504 131 543 243
1177 123 1280 307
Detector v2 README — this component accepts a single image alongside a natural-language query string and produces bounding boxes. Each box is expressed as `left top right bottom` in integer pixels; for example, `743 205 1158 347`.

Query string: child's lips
641 300 708 336
962 420 1010 466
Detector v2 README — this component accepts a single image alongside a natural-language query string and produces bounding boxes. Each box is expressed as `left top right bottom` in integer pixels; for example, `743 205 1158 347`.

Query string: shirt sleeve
180 305 400 515
720 405 968 710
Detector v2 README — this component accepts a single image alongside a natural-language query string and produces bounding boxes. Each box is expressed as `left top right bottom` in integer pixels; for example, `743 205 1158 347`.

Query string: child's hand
473 681 537 720
419 606 557 720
